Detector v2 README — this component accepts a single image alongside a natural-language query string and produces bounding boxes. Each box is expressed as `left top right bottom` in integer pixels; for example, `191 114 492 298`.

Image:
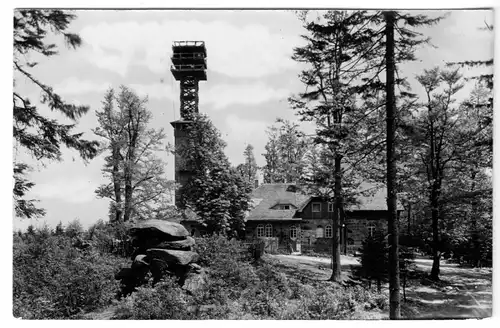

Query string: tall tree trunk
329 154 342 281
123 162 133 222
470 171 480 267
430 186 441 280
123 132 138 222
407 202 411 236
111 144 123 222
384 10 401 319
403 273 407 302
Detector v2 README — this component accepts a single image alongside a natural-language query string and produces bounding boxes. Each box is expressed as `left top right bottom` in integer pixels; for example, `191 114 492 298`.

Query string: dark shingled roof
347 182 404 211
246 184 309 221
247 182 403 221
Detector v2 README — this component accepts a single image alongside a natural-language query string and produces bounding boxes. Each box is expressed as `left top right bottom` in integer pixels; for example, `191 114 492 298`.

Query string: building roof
347 182 404 211
246 182 403 221
246 184 310 221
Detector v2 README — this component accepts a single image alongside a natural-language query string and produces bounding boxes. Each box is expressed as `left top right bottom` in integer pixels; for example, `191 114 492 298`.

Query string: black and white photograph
10 3 494 320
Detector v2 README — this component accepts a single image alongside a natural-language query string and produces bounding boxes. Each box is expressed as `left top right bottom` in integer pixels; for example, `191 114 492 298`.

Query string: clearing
268 253 492 319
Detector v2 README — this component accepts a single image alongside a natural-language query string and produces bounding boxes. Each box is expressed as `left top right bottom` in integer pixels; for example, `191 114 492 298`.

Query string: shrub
13 227 128 319
114 277 193 319
359 232 388 292
113 233 387 320
193 234 250 267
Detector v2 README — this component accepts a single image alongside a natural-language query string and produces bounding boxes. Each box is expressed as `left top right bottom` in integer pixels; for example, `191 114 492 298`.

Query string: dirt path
406 258 492 319
269 254 492 319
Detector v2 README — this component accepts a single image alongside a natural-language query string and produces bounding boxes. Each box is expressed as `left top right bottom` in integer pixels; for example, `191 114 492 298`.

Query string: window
316 226 324 238
312 203 321 212
328 202 334 212
290 225 299 239
325 225 333 238
265 224 273 237
367 222 376 237
280 205 291 210
257 224 265 237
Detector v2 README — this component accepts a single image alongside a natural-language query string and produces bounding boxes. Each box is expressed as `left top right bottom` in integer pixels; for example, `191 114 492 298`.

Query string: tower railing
172 40 205 47
170 64 207 71
172 53 206 59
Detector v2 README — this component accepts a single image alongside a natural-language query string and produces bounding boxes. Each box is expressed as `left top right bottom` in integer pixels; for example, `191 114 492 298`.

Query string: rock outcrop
115 220 202 296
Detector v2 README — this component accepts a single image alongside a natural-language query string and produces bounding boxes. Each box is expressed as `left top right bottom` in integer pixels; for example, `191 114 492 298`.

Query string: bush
359 232 388 292
114 277 193 319
13 227 129 319
193 234 251 267
87 220 135 258
114 233 387 319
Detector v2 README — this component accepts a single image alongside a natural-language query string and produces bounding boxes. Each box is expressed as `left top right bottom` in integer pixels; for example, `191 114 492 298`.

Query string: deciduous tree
93 86 174 222
262 119 308 184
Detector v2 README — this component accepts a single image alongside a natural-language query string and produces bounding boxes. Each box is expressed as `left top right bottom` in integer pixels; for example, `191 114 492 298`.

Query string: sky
10 9 494 231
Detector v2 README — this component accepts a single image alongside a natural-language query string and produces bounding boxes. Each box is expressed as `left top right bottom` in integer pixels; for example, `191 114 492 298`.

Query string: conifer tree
13 10 99 218
242 144 258 185
178 114 252 237
290 10 391 282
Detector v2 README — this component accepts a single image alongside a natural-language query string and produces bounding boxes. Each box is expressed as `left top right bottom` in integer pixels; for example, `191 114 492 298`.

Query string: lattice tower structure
170 41 207 207
170 41 207 119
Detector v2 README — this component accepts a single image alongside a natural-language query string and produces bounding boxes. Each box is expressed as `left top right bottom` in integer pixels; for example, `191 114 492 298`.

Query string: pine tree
13 10 99 218
360 231 388 292
369 11 442 318
383 10 401 318
178 114 252 237
447 22 493 91
242 144 258 185
290 10 389 282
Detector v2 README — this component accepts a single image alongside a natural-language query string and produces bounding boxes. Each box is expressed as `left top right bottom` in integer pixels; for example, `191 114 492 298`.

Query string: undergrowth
113 234 388 319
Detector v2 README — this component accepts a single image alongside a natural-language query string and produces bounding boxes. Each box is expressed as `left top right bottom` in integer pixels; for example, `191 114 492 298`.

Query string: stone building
244 182 403 254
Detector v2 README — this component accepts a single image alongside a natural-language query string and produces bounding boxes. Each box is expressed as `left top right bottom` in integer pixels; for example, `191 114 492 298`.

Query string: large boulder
131 254 150 269
147 249 199 266
156 236 195 251
188 263 202 273
129 219 189 241
115 267 134 280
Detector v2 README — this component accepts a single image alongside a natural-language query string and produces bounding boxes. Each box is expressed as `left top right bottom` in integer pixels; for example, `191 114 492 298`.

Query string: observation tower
170 41 207 206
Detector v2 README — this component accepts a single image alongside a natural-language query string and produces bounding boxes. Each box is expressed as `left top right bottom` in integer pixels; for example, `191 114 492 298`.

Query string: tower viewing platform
170 41 207 119
170 41 207 81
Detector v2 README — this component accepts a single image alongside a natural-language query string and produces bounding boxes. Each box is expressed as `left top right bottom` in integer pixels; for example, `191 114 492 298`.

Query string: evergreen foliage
178 114 252 237
13 10 99 218
359 231 388 292
13 222 129 319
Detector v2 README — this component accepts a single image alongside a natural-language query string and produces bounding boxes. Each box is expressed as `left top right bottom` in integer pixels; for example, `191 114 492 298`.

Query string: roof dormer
270 199 297 210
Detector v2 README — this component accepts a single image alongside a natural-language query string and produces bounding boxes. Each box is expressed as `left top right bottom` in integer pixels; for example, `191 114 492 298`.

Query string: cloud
201 83 290 110
223 114 269 166
107 81 289 110
225 114 269 142
54 77 111 95
79 19 300 78
31 177 100 204
129 83 177 100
